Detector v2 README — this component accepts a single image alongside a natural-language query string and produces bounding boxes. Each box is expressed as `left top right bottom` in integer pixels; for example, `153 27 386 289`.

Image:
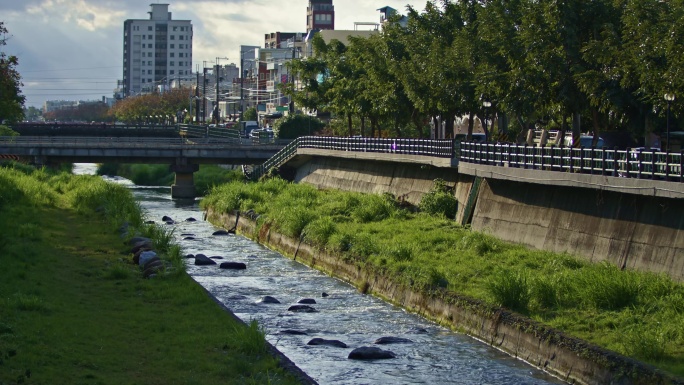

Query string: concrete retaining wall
471 179 684 281
294 156 461 207
287 156 683 281
205 209 683 385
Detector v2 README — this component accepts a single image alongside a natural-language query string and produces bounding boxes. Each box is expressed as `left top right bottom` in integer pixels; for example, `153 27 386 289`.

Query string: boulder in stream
348 346 396 360
212 229 234 236
194 254 217 266
307 338 348 348
374 336 413 344
297 298 317 304
220 262 246 270
258 296 281 304
287 305 318 313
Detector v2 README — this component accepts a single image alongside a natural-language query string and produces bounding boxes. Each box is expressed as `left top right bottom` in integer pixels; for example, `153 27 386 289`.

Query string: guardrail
0 136 287 149
460 142 684 182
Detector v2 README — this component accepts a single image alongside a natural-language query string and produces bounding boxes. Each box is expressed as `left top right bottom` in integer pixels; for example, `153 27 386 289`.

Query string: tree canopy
110 88 192 124
0 22 25 124
283 0 682 143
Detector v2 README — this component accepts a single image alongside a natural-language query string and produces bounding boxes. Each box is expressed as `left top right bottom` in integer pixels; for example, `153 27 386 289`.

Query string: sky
0 0 417 109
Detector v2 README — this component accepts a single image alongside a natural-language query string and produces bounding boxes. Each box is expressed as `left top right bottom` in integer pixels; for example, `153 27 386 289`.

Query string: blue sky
0 0 413 108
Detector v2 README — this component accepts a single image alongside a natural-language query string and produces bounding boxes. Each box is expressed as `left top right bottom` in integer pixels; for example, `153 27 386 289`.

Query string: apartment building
122 4 193 97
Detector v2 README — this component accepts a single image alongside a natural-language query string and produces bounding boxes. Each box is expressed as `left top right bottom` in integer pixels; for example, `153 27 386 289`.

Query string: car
249 128 274 140
563 134 605 148
455 133 487 143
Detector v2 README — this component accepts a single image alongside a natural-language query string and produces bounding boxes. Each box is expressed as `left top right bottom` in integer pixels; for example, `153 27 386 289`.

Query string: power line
19 66 122 73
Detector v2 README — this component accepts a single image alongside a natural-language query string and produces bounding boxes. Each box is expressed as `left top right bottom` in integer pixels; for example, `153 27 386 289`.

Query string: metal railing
249 136 454 180
460 142 684 181
0 136 284 149
297 136 454 157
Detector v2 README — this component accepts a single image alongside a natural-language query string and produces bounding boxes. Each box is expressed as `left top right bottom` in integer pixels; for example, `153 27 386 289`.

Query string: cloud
23 0 126 31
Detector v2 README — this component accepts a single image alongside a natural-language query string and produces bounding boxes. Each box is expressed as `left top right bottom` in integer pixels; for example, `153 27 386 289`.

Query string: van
239 121 259 137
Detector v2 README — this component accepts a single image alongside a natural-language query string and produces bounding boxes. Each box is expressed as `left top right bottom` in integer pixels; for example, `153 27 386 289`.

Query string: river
74 163 565 385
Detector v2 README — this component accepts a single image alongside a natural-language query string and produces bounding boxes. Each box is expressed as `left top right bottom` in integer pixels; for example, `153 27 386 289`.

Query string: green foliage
242 107 258 121
202 178 684 375
273 113 325 139
0 124 19 136
419 179 458 218
487 270 531 312
0 22 26 124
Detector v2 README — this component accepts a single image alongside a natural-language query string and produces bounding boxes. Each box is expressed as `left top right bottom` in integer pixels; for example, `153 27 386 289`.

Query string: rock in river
287 305 317 313
348 346 396 360
374 336 413 344
307 338 348 348
220 262 247 270
297 298 317 304
194 254 217 266
258 296 281 304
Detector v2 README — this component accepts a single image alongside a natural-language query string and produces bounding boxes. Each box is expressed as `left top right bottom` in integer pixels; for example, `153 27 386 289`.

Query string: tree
273 114 325 139
242 107 257 121
110 88 192 124
0 22 25 123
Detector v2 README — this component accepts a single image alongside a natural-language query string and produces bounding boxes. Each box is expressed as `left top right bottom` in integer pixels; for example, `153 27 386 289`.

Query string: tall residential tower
122 3 193 96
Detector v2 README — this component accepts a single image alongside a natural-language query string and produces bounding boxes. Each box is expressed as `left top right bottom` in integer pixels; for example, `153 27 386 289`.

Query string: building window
170 70 175 75
170 53 175 57
179 35 184 40
170 44 174 49
170 61 175 66
148 26 152 31
173 26 177 31
170 35 175 40
148 35 152 39
148 70 152 74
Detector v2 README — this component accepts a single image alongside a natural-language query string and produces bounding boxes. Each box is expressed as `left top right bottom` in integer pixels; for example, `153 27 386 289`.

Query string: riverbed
75 163 565 385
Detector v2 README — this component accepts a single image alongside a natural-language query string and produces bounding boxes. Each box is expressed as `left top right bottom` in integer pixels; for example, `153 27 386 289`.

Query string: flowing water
74 163 565 385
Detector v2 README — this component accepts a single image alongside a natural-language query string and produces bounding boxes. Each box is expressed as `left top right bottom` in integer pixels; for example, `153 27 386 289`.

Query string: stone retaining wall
206 208 683 385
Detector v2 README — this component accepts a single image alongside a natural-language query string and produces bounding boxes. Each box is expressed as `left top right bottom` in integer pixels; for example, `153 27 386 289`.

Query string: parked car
563 134 604 148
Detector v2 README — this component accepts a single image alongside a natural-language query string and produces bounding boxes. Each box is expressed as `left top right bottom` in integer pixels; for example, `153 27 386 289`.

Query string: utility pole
202 64 208 123
240 52 244 122
215 63 220 123
195 66 200 123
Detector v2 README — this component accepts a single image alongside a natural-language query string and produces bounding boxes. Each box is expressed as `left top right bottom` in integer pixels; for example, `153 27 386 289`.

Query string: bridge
0 136 286 198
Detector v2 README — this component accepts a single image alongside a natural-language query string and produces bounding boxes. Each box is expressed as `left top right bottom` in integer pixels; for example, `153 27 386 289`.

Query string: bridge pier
170 164 199 199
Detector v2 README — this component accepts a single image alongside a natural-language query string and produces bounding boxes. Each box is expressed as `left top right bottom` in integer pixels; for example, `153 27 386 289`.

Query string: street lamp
664 93 675 152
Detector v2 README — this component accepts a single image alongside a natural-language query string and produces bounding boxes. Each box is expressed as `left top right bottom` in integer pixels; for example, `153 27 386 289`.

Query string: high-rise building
122 4 193 97
307 0 335 32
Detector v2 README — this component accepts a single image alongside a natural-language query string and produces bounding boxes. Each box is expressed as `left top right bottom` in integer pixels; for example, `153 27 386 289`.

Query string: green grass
202 178 684 378
97 163 244 196
0 167 302 385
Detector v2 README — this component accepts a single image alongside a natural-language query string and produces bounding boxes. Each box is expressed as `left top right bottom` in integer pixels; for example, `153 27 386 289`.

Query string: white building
122 3 193 97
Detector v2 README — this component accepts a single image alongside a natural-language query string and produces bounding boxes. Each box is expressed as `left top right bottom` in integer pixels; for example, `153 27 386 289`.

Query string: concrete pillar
170 164 199 199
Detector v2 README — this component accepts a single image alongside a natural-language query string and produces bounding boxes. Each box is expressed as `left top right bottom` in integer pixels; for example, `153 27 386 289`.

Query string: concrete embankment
206 208 683 385
287 155 683 281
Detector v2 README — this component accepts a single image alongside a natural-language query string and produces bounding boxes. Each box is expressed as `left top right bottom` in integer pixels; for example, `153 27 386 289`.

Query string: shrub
419 179 458 218
0 125 19 137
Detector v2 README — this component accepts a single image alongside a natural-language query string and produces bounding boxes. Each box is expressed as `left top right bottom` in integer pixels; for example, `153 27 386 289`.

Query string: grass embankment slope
201 178 684 379
0 165 302 385
97 164 244 196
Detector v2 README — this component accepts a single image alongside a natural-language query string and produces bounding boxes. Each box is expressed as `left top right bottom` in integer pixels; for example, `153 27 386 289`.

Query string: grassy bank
201 178 684 378
97 163 244 196
0 165 302 385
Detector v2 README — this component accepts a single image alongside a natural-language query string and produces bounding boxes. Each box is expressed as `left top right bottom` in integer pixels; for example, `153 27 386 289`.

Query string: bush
273 114 325 139
419 179 457 218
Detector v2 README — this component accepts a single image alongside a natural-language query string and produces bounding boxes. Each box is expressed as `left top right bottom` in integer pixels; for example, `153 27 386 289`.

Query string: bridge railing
460 142 684 182
248 136 454 180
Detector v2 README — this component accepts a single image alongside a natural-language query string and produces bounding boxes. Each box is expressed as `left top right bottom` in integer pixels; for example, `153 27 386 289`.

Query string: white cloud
4 0 414 107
